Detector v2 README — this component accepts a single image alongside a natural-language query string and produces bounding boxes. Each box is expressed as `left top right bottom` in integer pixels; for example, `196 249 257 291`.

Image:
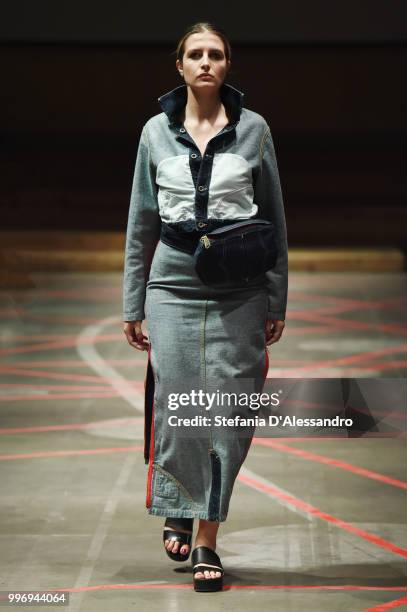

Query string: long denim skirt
144 239 269 522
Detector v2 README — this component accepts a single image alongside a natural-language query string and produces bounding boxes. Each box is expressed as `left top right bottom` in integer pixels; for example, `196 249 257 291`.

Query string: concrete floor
0 271 406 611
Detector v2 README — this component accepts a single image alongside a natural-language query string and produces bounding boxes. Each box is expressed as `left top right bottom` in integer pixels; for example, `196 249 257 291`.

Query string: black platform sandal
192 545 224 592
163 517 194 562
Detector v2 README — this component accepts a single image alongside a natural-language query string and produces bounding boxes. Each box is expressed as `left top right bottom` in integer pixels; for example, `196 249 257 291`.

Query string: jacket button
198 185 206 192
191 153 198 159
197 221 207 228
180 127 186 133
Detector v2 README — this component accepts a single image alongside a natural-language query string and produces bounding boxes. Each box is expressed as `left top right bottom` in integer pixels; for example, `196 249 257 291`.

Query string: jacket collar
158 82 245 127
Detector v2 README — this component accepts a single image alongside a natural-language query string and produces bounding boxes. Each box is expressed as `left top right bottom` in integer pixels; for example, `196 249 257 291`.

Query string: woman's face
176 31 230 92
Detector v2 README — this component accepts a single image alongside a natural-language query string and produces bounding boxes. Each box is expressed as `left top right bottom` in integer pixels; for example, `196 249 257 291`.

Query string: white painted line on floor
69 452 138 611
71 316 147 609
75 315 144 412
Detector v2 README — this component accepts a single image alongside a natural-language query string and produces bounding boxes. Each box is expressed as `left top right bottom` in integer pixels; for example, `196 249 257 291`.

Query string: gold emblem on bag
200 235 211 249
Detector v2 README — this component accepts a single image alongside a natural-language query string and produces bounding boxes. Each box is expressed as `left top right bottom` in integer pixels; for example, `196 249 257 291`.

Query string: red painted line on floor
47 584 407 592
0 308 24 316
19 314 107 325
8 287 121 300
0 383 117 390
252 434 407 440
252 438 407 490
0 382 143 393
0 445 144 461
291 298 406 317
266 370 405 379
290 292 407 311
0 365 104 382
295 311 407 336
267 359 323 365
0 333 122 356
302 361 407 373
0 358 146 367
331 343 407 365
279 344 407 374
370 360 407 370
379 324 407 334
283 325 335 335
0 364 132 383
289 292 369 306
237 472 407 559
346 361 407 372
362 595 407 611
295 311 405 332
0 418 143 435
0 391 131 401
0 334 80 343
289 306 357 317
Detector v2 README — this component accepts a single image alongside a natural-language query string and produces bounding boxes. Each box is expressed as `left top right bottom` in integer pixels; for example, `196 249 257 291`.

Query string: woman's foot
193 519 221 580
163 517 193 561
164 527 191 556
192 546 224 592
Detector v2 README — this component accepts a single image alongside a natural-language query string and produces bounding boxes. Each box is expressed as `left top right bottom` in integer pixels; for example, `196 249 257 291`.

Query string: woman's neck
181 87 228 125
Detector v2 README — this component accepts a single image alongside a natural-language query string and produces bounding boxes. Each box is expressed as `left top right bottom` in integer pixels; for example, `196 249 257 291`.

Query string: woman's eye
189 52 223 60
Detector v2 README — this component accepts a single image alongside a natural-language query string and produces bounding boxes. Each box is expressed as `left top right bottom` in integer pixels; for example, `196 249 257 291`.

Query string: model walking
123 22 288 592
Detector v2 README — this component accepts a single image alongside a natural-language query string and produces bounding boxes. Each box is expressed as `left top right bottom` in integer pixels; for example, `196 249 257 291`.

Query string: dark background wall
2 0 406 43
1 1 406 247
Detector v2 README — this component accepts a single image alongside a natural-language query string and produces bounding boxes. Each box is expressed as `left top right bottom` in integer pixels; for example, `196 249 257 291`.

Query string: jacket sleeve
123 123 161 321
253 123 288 321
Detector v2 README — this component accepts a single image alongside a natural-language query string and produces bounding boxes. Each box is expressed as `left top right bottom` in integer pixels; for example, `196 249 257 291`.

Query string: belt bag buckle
194 219 279 287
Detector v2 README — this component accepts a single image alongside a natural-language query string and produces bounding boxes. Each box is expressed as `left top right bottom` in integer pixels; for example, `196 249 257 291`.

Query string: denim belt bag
193 219 279 287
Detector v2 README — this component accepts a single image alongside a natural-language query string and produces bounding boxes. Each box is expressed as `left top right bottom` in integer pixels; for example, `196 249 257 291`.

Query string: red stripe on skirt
145 346 155 508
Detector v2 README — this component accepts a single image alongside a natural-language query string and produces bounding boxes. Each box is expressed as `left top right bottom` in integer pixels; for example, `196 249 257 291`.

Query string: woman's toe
195 569 221 579
164 538 190 555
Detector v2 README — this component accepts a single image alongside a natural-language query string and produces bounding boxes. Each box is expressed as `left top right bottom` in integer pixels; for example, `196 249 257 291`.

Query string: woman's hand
123 320 150 351
266 319 285 346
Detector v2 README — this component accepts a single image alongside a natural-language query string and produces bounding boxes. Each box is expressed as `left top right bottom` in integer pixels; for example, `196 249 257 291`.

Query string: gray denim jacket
123 82 288 322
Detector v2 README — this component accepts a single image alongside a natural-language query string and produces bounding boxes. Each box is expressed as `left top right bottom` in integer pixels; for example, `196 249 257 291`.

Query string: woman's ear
176 59 183 77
